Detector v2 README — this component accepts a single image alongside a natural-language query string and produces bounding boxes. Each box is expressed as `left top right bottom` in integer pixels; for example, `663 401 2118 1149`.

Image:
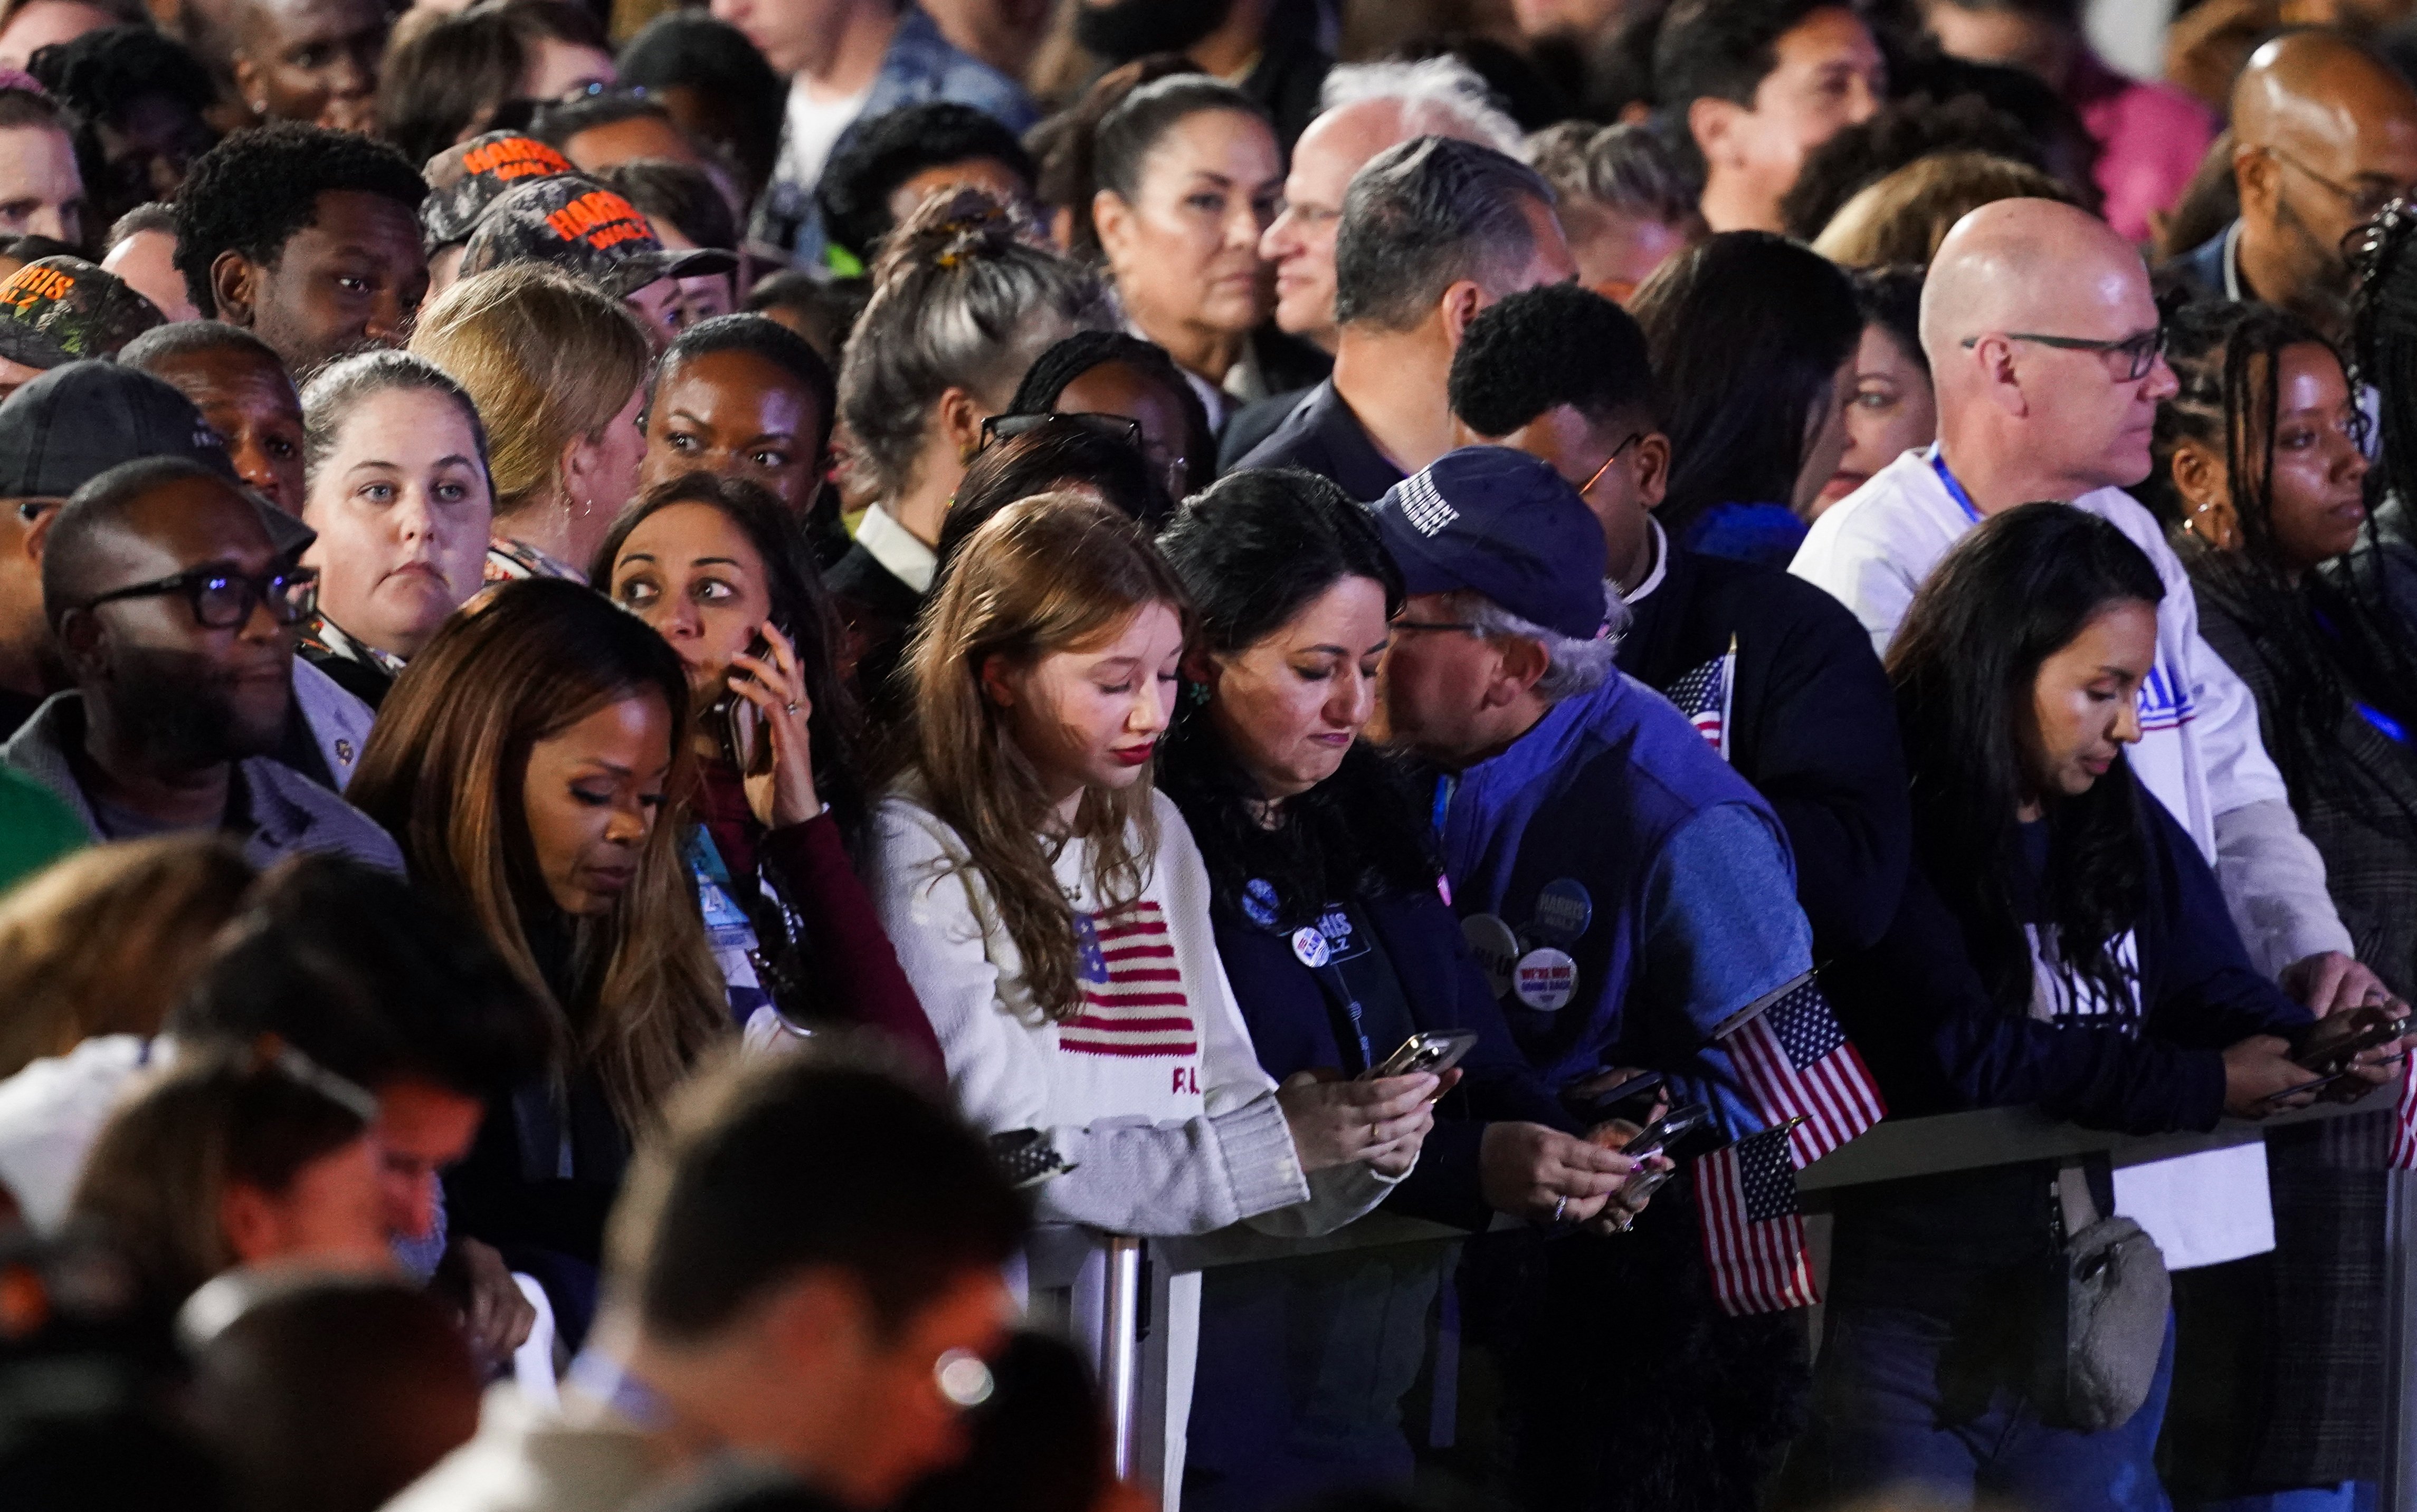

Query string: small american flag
1696 1123 1817 1315
1720 973 1887 1166
1663 636 1737 760
1059 902 1198 1059
2392 1057 2417 1170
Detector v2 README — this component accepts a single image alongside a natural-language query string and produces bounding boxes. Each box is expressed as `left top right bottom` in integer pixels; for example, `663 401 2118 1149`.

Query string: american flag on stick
1717 972 1887 1167
1662 635 1738 761
1695 1121 1818 1315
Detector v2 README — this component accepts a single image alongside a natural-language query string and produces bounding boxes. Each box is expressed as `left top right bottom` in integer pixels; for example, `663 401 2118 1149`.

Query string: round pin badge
1241 878 1280 930
1291 925 1331 969
1531 878 1594 944
1462 914 1521 997
1512 947 1578 1012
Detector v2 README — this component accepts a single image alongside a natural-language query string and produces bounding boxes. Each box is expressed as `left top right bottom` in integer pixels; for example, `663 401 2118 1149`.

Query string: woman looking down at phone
596 473 939 1067
1154 468 1664 1512
349 578 731 1347
1804 504 2412 1507
871 491 1431 1244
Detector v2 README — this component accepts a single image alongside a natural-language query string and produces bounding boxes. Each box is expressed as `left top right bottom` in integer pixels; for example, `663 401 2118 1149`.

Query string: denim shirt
750 6 1037 269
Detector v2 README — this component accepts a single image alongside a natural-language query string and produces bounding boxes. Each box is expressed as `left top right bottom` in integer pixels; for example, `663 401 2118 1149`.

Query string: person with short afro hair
1448 279 1910 965
814 101 1035 272
170 122 428 378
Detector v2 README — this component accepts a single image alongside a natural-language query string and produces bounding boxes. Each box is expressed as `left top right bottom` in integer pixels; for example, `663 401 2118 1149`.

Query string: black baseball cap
0 362 314 553
421 131 575 251
1370 446 1610 643
0 256 164 368
458 175 736 299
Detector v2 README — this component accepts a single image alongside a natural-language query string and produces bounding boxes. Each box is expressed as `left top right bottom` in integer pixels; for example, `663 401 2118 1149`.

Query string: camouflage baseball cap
457 174 736 300
0 257 164 369
420 131 575 252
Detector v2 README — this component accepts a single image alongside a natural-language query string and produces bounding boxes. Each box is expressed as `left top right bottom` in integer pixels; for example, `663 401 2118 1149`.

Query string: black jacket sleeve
2135 789 2315 1052
1731 575 1913 956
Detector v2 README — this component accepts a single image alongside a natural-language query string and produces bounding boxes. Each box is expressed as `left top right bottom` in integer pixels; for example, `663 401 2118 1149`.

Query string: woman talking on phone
871 491 1435 1243
1803 504 2408 1508
595 473 938 1069
1154 468 1662 1512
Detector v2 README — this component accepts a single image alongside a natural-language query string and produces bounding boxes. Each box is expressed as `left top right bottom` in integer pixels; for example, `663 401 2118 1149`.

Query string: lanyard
1930 449 1982 524
1430 772 1456 837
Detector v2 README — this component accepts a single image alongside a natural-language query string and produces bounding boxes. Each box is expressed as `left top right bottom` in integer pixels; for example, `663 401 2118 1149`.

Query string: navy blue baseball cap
1369 446 1609 642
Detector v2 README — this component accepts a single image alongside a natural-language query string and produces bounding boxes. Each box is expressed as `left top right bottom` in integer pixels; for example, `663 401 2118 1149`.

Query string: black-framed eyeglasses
979 410 1189 497
1391 619 1482 635
76 563 319 629
1962 327 2165 382
981 411 1144 452
1579 433 1645 496
2265 145 2413 224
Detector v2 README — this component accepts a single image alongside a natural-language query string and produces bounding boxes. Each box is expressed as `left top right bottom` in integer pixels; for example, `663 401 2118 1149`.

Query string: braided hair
1004 329 1212 497
2150 296 2417 830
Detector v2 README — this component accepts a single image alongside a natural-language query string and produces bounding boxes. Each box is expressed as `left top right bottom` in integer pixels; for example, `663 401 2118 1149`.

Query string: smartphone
1564 1067 1664 1126
987 1128 1074 1189
1613 1101 1716 1163
2294 1009 2413 1072
1362 1029 1480 1082
716 631 776 775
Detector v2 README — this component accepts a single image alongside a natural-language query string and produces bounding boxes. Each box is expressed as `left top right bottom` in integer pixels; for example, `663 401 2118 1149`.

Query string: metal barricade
1047 1095 2413 1512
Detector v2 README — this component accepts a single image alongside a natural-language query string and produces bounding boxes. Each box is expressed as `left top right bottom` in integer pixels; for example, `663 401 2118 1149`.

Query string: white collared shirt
855 502 938 595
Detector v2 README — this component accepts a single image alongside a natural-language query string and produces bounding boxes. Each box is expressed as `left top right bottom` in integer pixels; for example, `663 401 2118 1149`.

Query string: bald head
2227 32 2417 334
1920 198 2146 368
1919 197 2175 499
2233 31 2417 154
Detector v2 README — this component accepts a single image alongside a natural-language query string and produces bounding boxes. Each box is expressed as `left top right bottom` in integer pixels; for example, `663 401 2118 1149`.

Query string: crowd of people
3 0 2417 1508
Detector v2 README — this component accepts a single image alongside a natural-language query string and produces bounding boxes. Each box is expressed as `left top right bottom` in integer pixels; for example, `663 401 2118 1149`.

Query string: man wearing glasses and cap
1 448 400 870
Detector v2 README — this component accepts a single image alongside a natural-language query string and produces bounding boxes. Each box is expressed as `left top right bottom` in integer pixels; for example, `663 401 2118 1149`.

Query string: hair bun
873 186 1021 288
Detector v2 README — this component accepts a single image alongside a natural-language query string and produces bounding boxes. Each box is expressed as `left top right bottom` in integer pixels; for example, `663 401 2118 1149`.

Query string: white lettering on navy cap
1397 471 1460 538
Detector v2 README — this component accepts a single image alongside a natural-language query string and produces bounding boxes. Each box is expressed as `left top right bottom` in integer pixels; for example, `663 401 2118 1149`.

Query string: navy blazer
1210 882 1575 1233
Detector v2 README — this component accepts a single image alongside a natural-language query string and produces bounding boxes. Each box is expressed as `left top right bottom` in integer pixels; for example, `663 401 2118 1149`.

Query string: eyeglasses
1578 434 1645 497
981 411 1140 452
1391 619 1482 635
76 563 319 629
2266 145 2413 224
978 411 1190 498
1961 327 2165 382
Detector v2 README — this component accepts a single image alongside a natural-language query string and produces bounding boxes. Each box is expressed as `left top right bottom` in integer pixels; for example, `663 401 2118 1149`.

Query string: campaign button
1531 878 1594 943
1241 878 1280 930
1463 914 1520 997
1512 948 1578 1012
1291 926 1331 969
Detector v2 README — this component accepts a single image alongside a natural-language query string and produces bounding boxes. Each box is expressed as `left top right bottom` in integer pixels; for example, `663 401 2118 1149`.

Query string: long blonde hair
899 492 1186 1020
0 836 257 1079
348 578 728 1131
408 262 649 518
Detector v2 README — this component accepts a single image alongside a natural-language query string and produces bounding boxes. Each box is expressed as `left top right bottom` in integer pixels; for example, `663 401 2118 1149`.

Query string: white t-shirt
776 78 874 210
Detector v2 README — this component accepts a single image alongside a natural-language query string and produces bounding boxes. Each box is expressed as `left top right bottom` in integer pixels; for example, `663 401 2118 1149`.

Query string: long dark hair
592 471 868 857
1154 469 1436 929
1629 231 1861 536
1888 503 2165 1020
2144 300 2417 827
350 578 729 1132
